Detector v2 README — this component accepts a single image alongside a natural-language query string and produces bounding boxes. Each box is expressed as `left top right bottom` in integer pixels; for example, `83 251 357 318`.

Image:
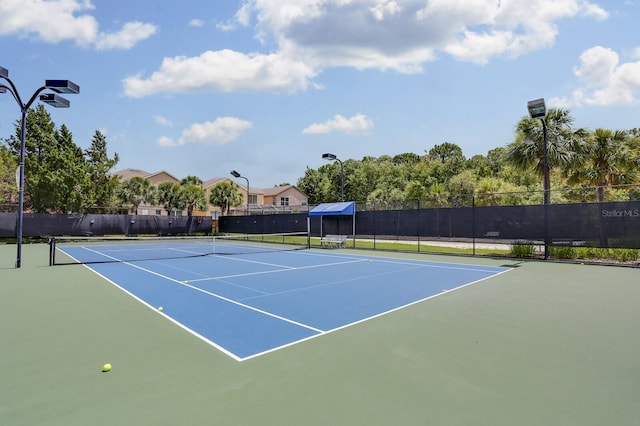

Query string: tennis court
2 242 639 425
50 235 509 360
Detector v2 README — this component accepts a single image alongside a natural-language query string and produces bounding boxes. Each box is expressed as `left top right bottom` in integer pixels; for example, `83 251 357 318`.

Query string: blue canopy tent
308 202 356 247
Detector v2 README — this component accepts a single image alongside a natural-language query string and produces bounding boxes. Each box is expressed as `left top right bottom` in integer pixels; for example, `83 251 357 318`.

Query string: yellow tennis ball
158 306 163 312
102 363 112 372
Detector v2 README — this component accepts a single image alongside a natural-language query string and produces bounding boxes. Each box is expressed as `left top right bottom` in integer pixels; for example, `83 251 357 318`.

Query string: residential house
227 184 308 215
264 185 308 210
114 169 181 216
115 169 309 217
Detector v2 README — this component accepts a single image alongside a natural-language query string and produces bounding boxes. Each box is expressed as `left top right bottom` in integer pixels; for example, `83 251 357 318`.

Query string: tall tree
6 105 58 212
117 177 156 215
53 125 90 213
209 181 242 216
0 146 18 205
448 170 477 206
346 158 380 202
85 131 120 211
486 147 508 177
157 181 183 216
426 142 465 182
403 181 428 201
567 129 638 202
181 175 203 186
180 183 208 216
297 167 332 205
507 108 587 199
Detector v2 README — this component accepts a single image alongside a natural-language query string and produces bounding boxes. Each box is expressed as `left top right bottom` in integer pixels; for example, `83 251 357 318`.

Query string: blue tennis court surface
60 243 510 361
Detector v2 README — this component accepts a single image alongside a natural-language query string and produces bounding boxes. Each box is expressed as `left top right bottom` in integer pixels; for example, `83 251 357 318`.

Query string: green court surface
1 243 639 425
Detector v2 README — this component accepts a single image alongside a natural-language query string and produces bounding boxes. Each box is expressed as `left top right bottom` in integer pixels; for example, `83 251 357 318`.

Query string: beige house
264 185 308 208
115 169 308 218
226 183 309 216
114 169 181 216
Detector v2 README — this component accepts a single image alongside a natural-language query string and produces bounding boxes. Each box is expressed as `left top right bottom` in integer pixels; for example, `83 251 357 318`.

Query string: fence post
472 194 476 256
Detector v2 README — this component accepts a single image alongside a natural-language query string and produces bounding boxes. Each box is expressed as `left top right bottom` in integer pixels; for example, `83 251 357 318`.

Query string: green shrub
510 241 536 258
549 245 577 259
573 247 640 263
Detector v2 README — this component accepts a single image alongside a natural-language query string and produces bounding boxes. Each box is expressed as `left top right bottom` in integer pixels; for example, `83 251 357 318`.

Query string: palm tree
180 175 203 186
507 108 587 201
117 176 156 215
209 181 242 216
567 129 638 202
157 181 182 216
180 183 208 216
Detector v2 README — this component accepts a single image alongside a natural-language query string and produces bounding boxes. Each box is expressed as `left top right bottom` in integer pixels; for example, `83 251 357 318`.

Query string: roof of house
114 168 150 180
114 168 180 182
202 177 229 189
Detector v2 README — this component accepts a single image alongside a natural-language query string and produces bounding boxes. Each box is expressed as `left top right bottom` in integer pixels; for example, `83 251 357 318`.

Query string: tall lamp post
230 170 250 215
527 98 549 259
322 153 344 201
1 66 80 268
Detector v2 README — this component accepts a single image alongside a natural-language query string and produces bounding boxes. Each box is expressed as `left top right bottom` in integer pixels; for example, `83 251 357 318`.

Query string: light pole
1 66 79 268
322 153 344 201
527 98 549 259
230 170 250 215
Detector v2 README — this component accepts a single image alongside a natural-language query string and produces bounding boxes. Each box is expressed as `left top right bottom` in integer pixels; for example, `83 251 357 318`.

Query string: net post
48 237 56 266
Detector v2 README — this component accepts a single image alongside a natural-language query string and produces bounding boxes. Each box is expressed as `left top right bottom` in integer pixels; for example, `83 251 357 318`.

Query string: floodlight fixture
527 98 546 119
45 79 80 94
230 170 250 215
322 153 337 161
39 93 70 108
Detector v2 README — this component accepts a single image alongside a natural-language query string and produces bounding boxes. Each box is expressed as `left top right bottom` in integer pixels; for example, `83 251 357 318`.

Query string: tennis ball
102 363 112 372
158 306 163 312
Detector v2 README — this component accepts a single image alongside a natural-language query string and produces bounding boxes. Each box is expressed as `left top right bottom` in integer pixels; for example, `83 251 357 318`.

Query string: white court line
186 258 367 283
298 249 506 273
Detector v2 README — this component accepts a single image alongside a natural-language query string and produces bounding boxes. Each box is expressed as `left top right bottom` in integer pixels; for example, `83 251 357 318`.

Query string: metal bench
321 234 348 248
484 231 500 238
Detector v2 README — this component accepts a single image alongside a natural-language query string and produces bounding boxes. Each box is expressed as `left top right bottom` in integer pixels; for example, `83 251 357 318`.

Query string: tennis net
49 232 310 265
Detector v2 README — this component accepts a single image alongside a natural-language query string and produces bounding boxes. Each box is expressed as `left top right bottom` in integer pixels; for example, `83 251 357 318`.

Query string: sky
1 0 639 189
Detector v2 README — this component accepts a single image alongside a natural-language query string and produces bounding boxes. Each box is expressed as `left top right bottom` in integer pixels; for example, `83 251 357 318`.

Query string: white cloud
579 1 608 20
122 0 609 97
249 0 608 69
302 113 373 135
95 21 157 50
123 50 317 97
370 1 401 21
218 2 253 31
153 115 173 127
0 0 156 50
157 136 176 147
551 46 640 107
158 117 253 147
189 19 205 28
